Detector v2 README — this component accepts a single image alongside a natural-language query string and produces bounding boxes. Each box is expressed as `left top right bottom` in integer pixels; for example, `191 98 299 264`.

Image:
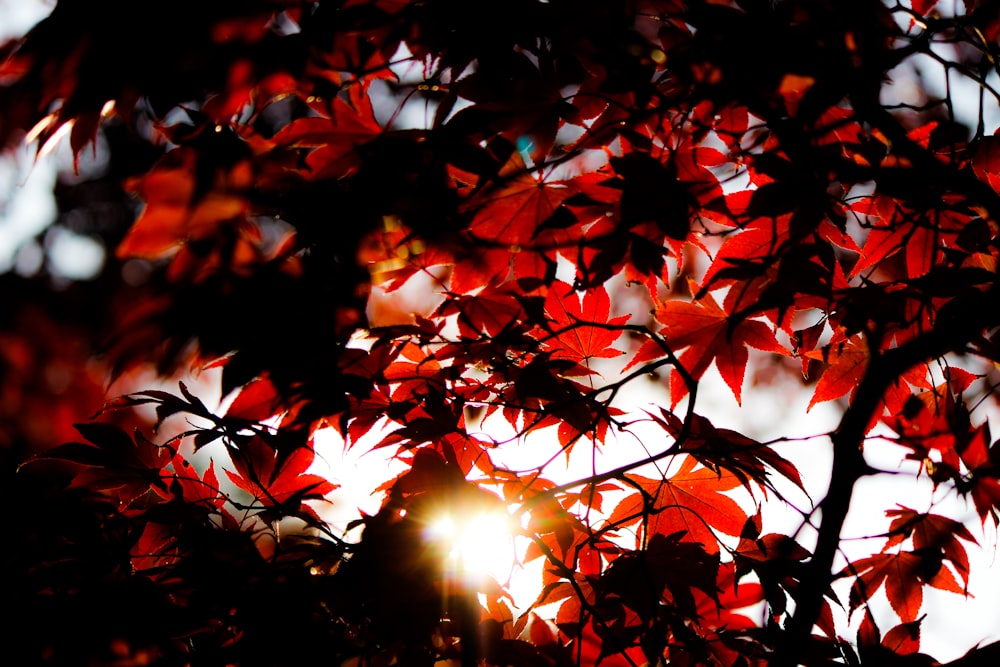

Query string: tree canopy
6 0 1000 665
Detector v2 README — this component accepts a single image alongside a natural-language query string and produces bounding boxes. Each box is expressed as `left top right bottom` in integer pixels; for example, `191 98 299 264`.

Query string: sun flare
426 510 518 589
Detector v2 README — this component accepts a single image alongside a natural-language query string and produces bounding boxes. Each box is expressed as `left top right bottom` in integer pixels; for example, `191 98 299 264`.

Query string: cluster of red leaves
847 508 975 627
8 0 1000 665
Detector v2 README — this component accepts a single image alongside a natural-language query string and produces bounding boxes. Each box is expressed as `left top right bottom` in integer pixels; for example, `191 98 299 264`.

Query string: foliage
5 0 1000 665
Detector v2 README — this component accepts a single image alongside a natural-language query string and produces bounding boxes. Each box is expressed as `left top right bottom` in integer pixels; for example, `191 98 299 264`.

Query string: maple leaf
131 521 179 576
160 457 227 512
847 550 963 623
849 194 968 280
973 135 1000 194
655 288 783 405
651 409 806 495
574 616 648 667
702 218 853 332
701 218 792 291
882 506 976 589
608 455 745 553
464 157 574 246
540 281 629 366
881 620 923 656
357 216 453 292
855 612 932 663
117 150 257 264
225 436 337 521
525 498 580 561
271 83 382 179
847 506 973 625
116 152 198 260
690 562 767 666
437 287 525 339
383 341 445 403
40 422 174 506
881 368 979 469
805 333 869 410
225 375 281 422
957 425 1000 525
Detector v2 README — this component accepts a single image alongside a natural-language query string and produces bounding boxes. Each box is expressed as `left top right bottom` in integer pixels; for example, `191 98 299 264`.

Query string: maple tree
7 0 1000 665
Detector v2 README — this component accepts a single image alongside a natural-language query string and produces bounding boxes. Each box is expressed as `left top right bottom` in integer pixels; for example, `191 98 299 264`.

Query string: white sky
0 0 50 41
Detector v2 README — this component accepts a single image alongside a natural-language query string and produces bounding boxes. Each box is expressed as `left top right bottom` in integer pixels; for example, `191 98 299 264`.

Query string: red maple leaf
51 422 174 506
958 426 1000 525
881 620 923 656
849 194 967 280
608 455 745 553
655 288 783 405
691 562 767 666
847 505 973 624
540 281 629 366
271 83 381 179
159 457 227 512
225 375 281 422
847 550 963 623
654 410 806 495
464 158 574 246
881 368 979 468
973 135 1000 194
438 287 525 339
117 150 254 262
226 436 338 520
805 333 869 410
882 507 976 589
131 522 179 576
